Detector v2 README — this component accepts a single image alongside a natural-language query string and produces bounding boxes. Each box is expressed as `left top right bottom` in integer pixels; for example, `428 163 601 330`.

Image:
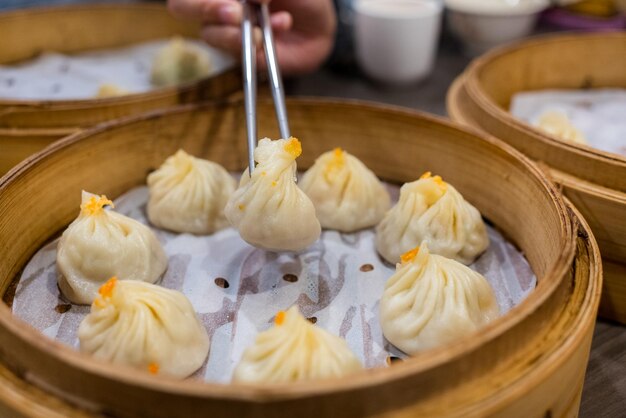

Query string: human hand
168 0 337 75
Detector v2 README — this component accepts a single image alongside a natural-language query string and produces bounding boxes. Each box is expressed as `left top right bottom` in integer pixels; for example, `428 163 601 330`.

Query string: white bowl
445 0 549 56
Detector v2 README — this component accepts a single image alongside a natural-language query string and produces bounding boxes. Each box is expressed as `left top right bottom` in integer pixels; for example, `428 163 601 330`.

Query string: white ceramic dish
445 0 549 56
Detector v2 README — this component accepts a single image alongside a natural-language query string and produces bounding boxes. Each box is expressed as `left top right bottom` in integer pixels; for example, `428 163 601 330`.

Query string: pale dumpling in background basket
147 149 236 234
232 306 362 383
150 37 212 87
57 191 168 305
376 172 489 265
299 148 391 232
95 83 129 98
535 110 587 145
380 242 499 354
224 137 321 252
79 278 209 378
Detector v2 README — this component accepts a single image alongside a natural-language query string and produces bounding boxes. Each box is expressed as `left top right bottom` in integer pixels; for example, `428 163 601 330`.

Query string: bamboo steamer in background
0 3 240 175
447 32 626 323
0 99 600 417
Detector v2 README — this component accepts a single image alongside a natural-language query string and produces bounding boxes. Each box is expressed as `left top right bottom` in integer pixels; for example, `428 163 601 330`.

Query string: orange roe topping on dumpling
284 137 302 158
274 311 286 326
81 195 114 216
98 277 118 298
93 277 117 308
419 171 447 190
323 147 346 182
148 362 159 375
400 247 420 264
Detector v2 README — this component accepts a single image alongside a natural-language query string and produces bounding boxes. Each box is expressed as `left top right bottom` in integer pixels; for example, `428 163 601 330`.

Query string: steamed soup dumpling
95 83 129 98
380 242 499 354
299 148 391 232
224 137 321 251
376 172 489 265
79 278 209 378
147 149 236 234
233 306 362 383
535 111 587 145
57 191 168 305
151 37 212 87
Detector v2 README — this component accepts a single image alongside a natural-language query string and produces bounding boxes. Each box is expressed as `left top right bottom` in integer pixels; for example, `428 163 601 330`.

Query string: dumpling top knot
251 137 302 174
80 193 114 216
323 147 346 181
169 149 196 178
283 137 302 158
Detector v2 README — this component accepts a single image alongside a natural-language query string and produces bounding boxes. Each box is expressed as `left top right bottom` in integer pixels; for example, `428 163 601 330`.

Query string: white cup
354 0 443 84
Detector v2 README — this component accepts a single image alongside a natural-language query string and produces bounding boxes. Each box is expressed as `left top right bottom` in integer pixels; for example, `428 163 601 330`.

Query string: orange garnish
98 277 118 299
420 171 446 190
324 147 346 181
274 311 286 326
148 362 159 375
284 137 302 158
81 195 114 216
400 247 420 264
238 204 245 211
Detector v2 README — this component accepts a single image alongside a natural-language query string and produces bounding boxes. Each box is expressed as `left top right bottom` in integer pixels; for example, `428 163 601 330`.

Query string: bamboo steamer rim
0 98 576 402
463 31 626 168
0 3 237 109
447 52 626 206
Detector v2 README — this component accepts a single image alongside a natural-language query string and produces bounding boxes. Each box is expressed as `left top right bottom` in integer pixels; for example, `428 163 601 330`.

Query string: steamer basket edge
446 38 626 323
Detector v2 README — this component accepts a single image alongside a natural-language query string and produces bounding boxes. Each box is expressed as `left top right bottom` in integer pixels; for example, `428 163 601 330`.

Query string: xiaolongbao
150 37 212 87
535 111 587 145
95 83 129 98
79 278 209 378
299 148 391 232
57 191 168 305
147 149 236 234
233 306 362 383
224 137 321 251
376 172 489 264
380 242 499 354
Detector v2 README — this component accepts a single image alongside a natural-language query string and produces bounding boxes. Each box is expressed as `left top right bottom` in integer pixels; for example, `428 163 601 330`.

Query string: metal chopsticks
241 1 291 175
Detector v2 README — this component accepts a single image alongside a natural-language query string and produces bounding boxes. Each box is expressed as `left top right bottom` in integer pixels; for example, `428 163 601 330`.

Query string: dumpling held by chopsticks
224 137 321 252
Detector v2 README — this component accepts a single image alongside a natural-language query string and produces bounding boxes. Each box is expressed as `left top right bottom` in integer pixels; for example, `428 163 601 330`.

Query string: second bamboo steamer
0 3 240 176
447 32 626 323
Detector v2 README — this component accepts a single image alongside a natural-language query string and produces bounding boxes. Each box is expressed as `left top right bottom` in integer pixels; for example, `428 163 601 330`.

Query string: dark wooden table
287 38 626 417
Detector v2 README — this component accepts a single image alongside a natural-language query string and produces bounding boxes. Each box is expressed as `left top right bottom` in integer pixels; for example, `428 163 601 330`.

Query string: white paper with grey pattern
0 38 235 100
12 183 536 382
511 89 626 157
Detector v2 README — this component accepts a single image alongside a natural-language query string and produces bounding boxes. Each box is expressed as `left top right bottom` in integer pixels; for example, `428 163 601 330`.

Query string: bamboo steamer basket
0 3 240 175
447 32 626 323
0 99 600 417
